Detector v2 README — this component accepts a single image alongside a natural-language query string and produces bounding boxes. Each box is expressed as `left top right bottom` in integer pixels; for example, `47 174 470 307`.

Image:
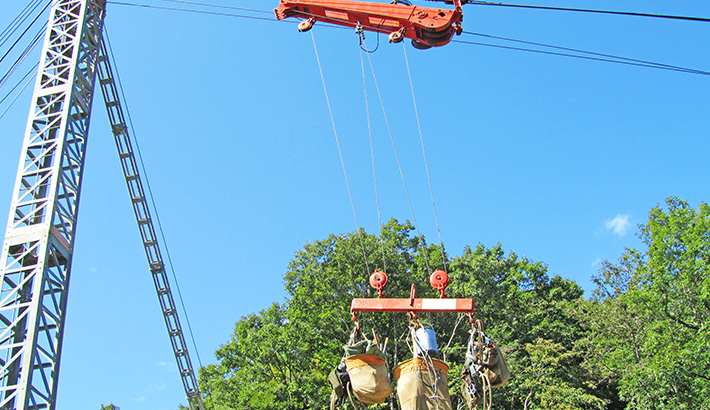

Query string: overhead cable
464 1 710 23
361 35 432 274
106 1 710 77
463 31 710 74
0 0 48 48
311 30 372 277
0 63 37 121
402 43 447 271
155 0 272 14
0 0 51 66
0 27 44 89
107 1 278 22
456 32 710 76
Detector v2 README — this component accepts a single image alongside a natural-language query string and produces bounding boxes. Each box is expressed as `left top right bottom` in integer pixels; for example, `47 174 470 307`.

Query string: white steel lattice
0 1 106 409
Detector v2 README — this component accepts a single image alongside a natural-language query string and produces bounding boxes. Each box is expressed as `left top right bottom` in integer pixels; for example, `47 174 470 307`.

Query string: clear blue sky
1 0 709 408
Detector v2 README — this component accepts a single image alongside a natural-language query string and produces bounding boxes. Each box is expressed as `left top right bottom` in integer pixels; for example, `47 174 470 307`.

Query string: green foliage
100 405 119 410
583 197 710 409
518 339 605 410
200 199 710 409
446 245 600 409
201 219 440 409
201 219 603 409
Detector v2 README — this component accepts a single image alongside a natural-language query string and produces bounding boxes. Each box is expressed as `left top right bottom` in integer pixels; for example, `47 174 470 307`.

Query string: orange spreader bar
274 0 463 48
351 297 474 313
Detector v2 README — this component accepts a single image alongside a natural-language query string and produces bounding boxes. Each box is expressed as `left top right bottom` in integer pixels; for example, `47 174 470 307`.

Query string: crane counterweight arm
274 0 463 48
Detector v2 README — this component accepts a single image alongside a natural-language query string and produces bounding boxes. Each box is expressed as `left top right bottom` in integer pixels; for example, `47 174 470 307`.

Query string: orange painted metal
351 297 474 313
274 0 463 48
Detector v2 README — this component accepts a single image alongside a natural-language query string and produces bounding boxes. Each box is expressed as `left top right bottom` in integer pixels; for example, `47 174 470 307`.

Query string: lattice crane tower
0 1 205 409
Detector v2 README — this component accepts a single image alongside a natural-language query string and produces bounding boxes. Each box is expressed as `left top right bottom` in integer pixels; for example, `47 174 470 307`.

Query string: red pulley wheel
369 270 388 297
429 269 449 294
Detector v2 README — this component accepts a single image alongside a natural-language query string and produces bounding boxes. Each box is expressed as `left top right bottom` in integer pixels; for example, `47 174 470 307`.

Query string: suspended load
395 322 453 410
461 320 511 409
330 327 392 408
394 356 452 410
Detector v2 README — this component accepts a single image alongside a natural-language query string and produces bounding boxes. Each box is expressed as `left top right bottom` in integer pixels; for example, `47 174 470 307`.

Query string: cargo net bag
460 320 511 410
394 323 453 410
329 326 392 409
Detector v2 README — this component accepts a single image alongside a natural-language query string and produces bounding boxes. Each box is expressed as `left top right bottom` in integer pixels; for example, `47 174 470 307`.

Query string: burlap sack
344 354 392 404
394 358 452 410
481 344 511 388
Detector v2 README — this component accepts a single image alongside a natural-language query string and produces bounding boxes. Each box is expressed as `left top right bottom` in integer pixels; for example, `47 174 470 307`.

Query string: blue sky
1 0 709 408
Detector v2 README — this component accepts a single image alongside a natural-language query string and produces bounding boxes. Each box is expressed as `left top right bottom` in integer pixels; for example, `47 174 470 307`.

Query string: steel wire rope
291 8 710 76
311 30 371 277
361 35 432 274
0 27 44 90
0 0 47 49
459 31 710 76
0 0 50 66
0 62 38 121
359 37 388 273
453 37 710 76
124 0 710 23
107 1 709 76
107 1 279 22
401 43 447 272
154 0 273 14
463 1 710 23
104 26 204 369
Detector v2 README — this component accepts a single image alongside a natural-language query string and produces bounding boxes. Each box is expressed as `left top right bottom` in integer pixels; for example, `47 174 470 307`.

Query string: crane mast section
95 40 205 410
0 1 106 409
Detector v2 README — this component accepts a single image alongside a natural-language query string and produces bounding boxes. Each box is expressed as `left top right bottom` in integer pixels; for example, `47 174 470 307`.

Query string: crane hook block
429 269 449 298
369 270 388 297
274 0 464 48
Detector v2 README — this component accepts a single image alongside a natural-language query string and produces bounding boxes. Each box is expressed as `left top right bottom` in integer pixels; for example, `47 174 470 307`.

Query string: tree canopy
199 197 709 409
582 197 710 409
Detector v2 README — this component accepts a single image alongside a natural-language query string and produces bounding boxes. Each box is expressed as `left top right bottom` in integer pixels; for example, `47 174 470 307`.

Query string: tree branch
664 303 700 331
663 299 700 331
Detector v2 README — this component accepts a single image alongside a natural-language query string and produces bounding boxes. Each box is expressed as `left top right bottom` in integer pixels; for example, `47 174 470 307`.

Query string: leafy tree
583 197 710 409
100 405 119 410
446 245 604 409
200 219 605 408
201 219 440 409
518 338 605 410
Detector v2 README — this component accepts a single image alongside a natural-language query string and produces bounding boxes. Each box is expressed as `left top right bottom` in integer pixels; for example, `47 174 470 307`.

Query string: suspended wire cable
0 0 51 66
0 62 38 121
461 31 710 76
106 1 709 76
454 34 710 76
361 35 432 274
104 26 204 369
311 31 371 277
401 43 447 272
107 1 278 22
155 0 273 14
463 1 710 23
0 0 47 49
359 35 387 273
0 27 44 90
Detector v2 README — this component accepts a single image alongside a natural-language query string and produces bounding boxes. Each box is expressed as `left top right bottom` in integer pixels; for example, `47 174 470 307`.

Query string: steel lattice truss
95 40 204 410
0 1 106 408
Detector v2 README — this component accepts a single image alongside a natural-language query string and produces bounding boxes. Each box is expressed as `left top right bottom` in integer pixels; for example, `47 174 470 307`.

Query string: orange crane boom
274 0 463 48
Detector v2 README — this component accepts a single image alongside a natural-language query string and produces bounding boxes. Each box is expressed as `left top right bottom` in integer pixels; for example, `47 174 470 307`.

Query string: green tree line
197 197 709 409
